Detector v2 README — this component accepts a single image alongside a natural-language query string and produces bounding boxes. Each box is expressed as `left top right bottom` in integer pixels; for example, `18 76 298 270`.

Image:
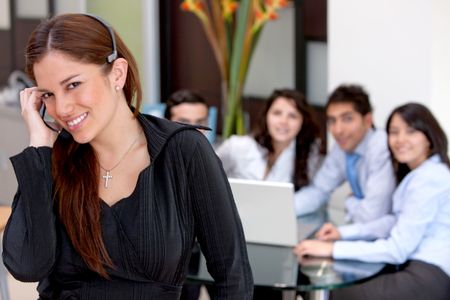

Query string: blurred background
0 0 450 298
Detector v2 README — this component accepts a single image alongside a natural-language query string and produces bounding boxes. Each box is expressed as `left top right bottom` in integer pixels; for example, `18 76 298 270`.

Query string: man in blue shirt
295 84 395 234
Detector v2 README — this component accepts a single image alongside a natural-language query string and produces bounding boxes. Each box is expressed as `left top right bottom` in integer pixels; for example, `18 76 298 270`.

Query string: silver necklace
99 132 142 189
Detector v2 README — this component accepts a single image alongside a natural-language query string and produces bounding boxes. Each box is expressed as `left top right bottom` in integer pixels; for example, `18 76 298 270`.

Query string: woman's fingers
293 240 334 257
315 223 340 241
19 88 58 147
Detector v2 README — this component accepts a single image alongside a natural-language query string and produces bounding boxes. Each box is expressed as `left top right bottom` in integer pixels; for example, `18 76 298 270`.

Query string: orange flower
180 0 204 13
180 0 208 24
278 0 288 7
222 0 239 20
180 0 289 137
180 1 190 11
268 10 278 20
255 10 265 21
265 0 288 9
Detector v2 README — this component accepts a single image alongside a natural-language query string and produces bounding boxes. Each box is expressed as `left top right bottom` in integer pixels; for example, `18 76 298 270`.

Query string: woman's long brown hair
25 14 142 277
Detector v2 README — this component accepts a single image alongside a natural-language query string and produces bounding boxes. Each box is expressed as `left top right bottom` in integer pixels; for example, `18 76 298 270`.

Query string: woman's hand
293 239 334 258
20 87 59 147
315 223 341 241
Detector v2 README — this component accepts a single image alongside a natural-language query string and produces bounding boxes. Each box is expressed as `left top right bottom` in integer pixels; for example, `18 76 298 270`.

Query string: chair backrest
142 103 166 118
141 103 217 144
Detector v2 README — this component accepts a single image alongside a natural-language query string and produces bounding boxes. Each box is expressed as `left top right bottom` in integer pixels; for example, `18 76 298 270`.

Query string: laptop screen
228 178 298 246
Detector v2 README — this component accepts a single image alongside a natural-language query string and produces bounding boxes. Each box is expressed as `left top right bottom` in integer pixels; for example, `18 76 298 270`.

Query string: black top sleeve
3 147 57 282
184 132 254 299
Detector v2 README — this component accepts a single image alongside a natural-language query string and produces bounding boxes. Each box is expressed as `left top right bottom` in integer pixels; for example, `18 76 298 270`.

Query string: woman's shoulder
406 156 450 188
168 127 210 149
420 156 450 178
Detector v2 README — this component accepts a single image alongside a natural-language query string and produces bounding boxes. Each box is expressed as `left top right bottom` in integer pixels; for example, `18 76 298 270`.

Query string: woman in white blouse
217 88 324 300
217 89 323 190
294 103 450 300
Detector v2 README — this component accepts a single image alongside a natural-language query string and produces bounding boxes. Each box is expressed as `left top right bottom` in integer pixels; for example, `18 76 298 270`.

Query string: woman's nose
55 96 75 118
279 114 289 124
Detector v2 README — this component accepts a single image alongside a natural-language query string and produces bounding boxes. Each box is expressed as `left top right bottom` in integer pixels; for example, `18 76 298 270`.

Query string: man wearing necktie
346 152 364 199
294 84 395 240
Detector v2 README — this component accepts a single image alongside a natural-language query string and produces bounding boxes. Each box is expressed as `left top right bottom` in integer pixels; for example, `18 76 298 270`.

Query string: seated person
295 84 395 229
217 88 323 300
217 88 323 188
294 103 450 300
165 89 209 130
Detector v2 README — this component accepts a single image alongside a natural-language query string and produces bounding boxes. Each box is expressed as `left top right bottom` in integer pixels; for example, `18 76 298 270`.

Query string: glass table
188 242 385 300
188 211 385 299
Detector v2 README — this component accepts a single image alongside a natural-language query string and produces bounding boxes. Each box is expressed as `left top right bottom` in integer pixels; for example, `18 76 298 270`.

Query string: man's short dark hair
326 84 372 116
164 90 208 119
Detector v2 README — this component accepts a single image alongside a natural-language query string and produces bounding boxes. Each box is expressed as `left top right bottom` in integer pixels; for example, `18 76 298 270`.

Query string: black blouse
2 114 253 299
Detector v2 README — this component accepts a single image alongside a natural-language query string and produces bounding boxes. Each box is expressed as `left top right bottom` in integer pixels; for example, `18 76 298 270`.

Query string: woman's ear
109 58 128 90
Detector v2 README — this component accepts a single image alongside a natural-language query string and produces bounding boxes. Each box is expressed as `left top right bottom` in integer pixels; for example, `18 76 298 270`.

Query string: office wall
87 0 143 77
328 0 450 139
244 7 295 98
55 0 86 13
430 0 450 140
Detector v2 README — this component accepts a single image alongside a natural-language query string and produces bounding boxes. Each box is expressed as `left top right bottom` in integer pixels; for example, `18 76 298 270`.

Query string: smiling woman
294 103 450 300
2 13 253 300
216 88 323 299
216 88 322 190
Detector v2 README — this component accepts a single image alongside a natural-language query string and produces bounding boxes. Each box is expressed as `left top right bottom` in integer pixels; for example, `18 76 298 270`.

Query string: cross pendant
102 171 113 189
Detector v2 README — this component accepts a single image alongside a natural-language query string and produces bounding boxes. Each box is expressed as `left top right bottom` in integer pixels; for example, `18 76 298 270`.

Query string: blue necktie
345 152 364 199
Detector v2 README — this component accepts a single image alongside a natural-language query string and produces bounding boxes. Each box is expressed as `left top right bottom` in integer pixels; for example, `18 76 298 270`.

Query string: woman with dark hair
2 14 253 299
294 102 450 300
217 88 322 300
217 89 323 190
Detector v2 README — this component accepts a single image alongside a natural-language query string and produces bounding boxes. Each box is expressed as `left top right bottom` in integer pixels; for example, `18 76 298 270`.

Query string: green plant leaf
224 0 252 138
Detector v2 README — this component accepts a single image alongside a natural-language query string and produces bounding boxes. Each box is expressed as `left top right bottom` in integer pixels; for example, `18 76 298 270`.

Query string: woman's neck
272 140 291 157
91 103 142 158
264 141 291 179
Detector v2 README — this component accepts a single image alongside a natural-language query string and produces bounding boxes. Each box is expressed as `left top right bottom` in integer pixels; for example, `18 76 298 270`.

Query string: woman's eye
270 110 282 116
288 113 300 120
406 127 417 134
40 93 53 100
67 82 80 90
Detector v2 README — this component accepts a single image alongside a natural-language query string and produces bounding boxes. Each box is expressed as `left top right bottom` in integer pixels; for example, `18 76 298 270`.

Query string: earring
115 86 120 91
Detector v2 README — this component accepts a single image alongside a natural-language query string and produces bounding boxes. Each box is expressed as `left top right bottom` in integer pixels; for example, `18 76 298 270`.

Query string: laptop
228 178 318 247
188 178 317 287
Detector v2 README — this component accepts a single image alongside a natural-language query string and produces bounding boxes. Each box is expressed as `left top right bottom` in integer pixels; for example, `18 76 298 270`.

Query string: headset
85 13 118 63
40 14 118 138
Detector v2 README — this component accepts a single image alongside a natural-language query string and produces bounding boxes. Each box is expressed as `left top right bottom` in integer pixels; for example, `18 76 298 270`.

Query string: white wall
55 0 86 13
430 0 450 139
244 6 295 97
328 0 450 139
0 0 10 30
